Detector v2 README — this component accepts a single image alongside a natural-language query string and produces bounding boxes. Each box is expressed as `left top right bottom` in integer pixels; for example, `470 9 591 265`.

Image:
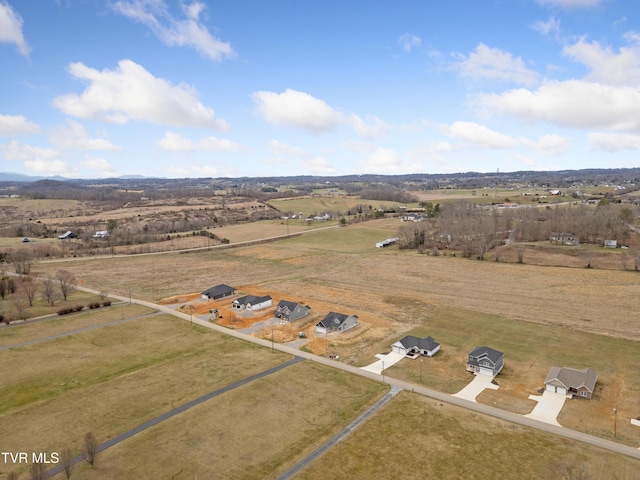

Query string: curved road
80 286 640 462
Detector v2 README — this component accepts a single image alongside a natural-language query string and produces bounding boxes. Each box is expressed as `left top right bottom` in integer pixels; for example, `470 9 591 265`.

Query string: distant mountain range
0 172 152 182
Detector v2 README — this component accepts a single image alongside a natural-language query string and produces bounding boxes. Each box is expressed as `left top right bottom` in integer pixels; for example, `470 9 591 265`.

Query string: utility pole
420 358 423 383
381 361 385 383
613 407 617 438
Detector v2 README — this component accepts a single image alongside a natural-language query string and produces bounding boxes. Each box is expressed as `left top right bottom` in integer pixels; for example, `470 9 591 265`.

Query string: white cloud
80 156 119 177
53 59 227 129
531 17 560 37
270 139 311 159
536 0 604 8
253 89 389 139
252 89 343 135
166 162 222 177
49 120 121 150
158 131 244 152
0 1 30 56
111 0 234 61
454 43 539 86
0 114 39 136
589 132 640 152
475 80 640 132
563 38 640 86
444 121 518 149
398 33 421 52
0 139 72 176
301 156 336 174
349 114 389 139
519 134 571 155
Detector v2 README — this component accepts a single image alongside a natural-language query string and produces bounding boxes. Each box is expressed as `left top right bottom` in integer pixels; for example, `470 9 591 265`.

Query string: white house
391 335 440 357
232 295 272 311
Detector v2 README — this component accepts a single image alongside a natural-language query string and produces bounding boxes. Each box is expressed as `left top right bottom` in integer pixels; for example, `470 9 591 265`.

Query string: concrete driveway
452 374 499 402
360 351 406 374
524 390 567 426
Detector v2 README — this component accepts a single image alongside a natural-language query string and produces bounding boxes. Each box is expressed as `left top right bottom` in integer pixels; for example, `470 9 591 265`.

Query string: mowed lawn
71 362 386 479
0 313 293 477
294 392 640 480
384 307 640 446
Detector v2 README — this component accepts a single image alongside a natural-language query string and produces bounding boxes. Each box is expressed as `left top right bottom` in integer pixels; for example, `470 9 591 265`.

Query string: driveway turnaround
360 351 406 374
524 390 567 426
453 374 499 402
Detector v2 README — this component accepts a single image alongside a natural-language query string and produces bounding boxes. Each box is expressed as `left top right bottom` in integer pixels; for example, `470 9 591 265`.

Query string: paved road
0 311 161 351
43 356 305 479
76 286 640 462
275 386 402 480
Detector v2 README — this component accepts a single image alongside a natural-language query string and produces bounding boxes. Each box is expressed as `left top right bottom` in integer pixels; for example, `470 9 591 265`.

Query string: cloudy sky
1 0 640 178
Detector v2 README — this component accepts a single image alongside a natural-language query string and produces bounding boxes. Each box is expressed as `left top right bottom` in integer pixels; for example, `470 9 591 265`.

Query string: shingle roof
468 346 504 364
399 335 440 351
276 300 300 311
317 311 355 328
233 295 272 306
201 284 235 298
544 367 597 392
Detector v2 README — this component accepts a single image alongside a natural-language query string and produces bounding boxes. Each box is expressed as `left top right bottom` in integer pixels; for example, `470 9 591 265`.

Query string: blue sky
1 0 640 179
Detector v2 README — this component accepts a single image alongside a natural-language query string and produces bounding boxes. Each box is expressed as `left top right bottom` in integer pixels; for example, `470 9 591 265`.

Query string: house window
580 391 587 397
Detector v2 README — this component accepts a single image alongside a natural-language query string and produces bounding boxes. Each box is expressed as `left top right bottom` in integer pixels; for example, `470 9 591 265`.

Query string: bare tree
56 270 78 301
61 446 74 479
21 275 39 307
41 277 59 306
11 295 29 321
0 278 6 300
11 249 35 274
83 431 99 466
99 290 109 302
516 244 526 264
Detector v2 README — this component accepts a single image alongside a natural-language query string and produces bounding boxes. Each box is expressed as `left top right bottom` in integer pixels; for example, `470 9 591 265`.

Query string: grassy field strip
293 392 640 479
276 385 402 480
43 356 305 479
0 311 161 351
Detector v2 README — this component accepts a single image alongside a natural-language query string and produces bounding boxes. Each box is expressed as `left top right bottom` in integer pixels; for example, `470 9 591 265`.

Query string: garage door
479 367 494 376
546 384 556 393
556 386 567 395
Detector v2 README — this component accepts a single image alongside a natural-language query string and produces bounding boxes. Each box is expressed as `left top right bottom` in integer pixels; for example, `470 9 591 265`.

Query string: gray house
466 346 504 376
315 312 358 335
275 300 310 322
392 335 440 357
544 367 597 399
232 295 272 311
201 284 236 300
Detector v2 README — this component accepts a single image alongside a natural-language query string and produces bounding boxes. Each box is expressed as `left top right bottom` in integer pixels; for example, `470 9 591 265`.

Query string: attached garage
546 384 567 395
479 367 495 376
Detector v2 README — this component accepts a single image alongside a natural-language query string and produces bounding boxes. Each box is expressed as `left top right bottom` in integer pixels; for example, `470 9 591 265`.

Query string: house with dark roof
391 335 440 357
315 312 358 335
275 300 310 322
201 284 236 300
232 295 272 311
465 346 504 376
544 367 597 399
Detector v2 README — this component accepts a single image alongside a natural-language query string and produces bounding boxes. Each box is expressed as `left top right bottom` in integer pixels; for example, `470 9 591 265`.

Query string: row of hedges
57 300 111 316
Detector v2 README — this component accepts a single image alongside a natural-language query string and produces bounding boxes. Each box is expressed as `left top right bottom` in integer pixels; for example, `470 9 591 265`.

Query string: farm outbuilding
58 231 78 240
375 237 399 248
